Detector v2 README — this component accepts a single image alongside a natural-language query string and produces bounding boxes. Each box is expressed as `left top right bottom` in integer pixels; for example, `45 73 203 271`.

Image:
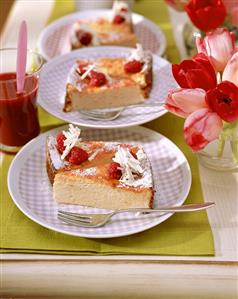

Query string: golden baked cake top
48 124 153 190
66 44 152 91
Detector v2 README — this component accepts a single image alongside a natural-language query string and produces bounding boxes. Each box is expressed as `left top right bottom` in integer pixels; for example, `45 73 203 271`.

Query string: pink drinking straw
16 20 27 94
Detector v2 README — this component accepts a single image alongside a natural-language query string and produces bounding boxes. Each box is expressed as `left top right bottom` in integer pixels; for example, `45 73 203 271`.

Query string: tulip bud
223 0 238 26
223 52 238 87
196 28 235 73
206 81 238 123
184 108 223 151
172 53 217 91
185 0 226 32
165 88 207 118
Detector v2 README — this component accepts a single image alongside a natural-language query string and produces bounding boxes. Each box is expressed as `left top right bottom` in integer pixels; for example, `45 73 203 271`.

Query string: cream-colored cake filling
53 174 152 209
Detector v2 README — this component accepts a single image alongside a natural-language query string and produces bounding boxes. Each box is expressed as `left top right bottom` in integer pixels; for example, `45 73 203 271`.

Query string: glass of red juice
0 48 44 153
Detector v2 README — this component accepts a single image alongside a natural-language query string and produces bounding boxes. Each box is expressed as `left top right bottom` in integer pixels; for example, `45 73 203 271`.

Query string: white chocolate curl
61 124 82 160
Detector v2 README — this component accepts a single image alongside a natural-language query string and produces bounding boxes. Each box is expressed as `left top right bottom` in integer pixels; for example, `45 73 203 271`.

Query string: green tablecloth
0 0 214 256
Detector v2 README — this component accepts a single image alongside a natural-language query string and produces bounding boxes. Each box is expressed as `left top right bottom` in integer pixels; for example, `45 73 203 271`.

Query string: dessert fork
79 102 165 121
58 202 215 228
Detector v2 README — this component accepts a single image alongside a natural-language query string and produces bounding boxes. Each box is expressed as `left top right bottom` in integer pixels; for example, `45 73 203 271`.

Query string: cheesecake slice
70 1 137 49
46 124 154 210
64 44 153 111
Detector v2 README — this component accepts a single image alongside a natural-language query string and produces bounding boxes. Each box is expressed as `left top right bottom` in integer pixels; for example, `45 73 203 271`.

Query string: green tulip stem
230 140 238 164
217 138 225 158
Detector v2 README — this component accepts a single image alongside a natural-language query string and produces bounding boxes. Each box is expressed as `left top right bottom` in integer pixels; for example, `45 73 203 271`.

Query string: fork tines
58 210 92 224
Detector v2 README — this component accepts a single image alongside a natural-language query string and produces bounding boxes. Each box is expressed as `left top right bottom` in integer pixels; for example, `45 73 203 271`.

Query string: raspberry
76 30 92 46
113 15 125 24
120 7 128 12
89 71 107 87
56 132 66 154
68 147 89 165
77 64 88 76
108 162 122 180
124 60 143 73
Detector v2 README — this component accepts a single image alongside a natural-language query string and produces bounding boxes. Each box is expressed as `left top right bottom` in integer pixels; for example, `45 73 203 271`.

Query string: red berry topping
124 60 143 73
76 30 92 46
68 147 89 165
77 64 88 76
108 162 122 180
113 15 125 24
120 7 128 12
89 71 107 87
56 132 66 154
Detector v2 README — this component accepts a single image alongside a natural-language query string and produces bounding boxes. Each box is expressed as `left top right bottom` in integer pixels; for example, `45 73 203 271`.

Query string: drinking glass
0 48 44 153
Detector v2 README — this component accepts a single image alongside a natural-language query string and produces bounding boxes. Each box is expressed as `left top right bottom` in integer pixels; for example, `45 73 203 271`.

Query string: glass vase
197 125 238 172
182 21 200 58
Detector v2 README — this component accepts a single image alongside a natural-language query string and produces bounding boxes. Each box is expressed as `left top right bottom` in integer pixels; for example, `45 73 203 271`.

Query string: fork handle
112 202 215 215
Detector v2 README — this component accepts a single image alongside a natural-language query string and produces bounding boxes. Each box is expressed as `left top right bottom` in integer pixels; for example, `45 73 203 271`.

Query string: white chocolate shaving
67 62 112 89
111 0 131 22
61 124 82 160
88 149 101 161
80 64 96 80
47 136 68 169
112 0 129 13
128 44 145 61
113 146 153 188
113 146 143 186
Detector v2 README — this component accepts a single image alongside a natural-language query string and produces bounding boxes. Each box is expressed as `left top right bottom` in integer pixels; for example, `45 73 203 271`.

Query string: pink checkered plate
8 125 191 238
38 46 177 129
37 10 166 61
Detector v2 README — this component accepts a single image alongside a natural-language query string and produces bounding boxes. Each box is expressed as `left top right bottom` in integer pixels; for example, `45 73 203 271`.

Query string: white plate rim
37 9 167 61
37 46 172 129
7 125 192 239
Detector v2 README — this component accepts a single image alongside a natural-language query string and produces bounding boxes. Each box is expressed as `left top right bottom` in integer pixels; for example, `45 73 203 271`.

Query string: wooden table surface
1 1 238 298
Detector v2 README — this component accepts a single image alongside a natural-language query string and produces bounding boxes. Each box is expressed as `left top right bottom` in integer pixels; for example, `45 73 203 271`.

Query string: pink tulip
231 7 238 26
184 108 223 152
196 28 235 73
223 52 238 86
223 0 238 26
165 88 207 118
222 0 237 11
